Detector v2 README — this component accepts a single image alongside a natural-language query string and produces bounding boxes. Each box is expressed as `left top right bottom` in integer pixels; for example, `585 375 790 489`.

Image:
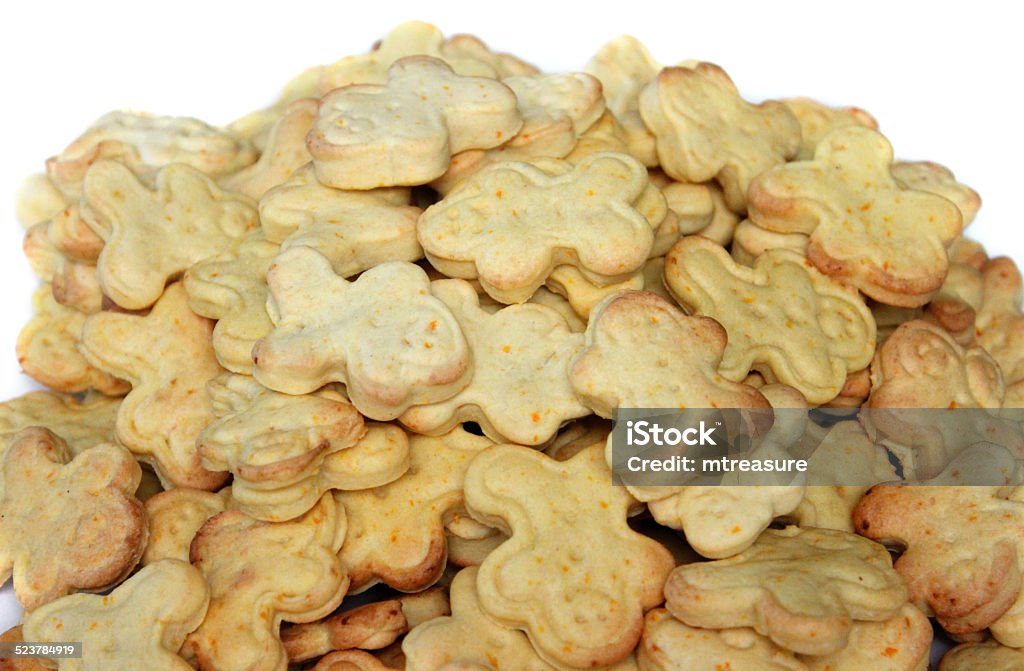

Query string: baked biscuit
79 283 228 489
399 279 588 445
252 248 471 420
748 126 962 307
82 160 258 310
307 56 521 189
665 235 875 404
640 62 801 211
664 526 908 655
418 152 658 303
465 443 674 667
22 559 209 671
0 428 145 610
185 494 348 671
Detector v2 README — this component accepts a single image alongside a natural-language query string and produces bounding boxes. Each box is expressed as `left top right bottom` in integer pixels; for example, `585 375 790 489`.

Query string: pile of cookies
3 20 1023 670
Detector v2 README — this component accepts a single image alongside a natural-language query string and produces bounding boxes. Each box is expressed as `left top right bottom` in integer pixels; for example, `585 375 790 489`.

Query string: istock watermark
608 407 1024 488
624 419 718 446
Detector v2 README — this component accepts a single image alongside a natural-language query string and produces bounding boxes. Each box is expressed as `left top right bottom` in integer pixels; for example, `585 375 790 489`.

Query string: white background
0 0 1020 637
